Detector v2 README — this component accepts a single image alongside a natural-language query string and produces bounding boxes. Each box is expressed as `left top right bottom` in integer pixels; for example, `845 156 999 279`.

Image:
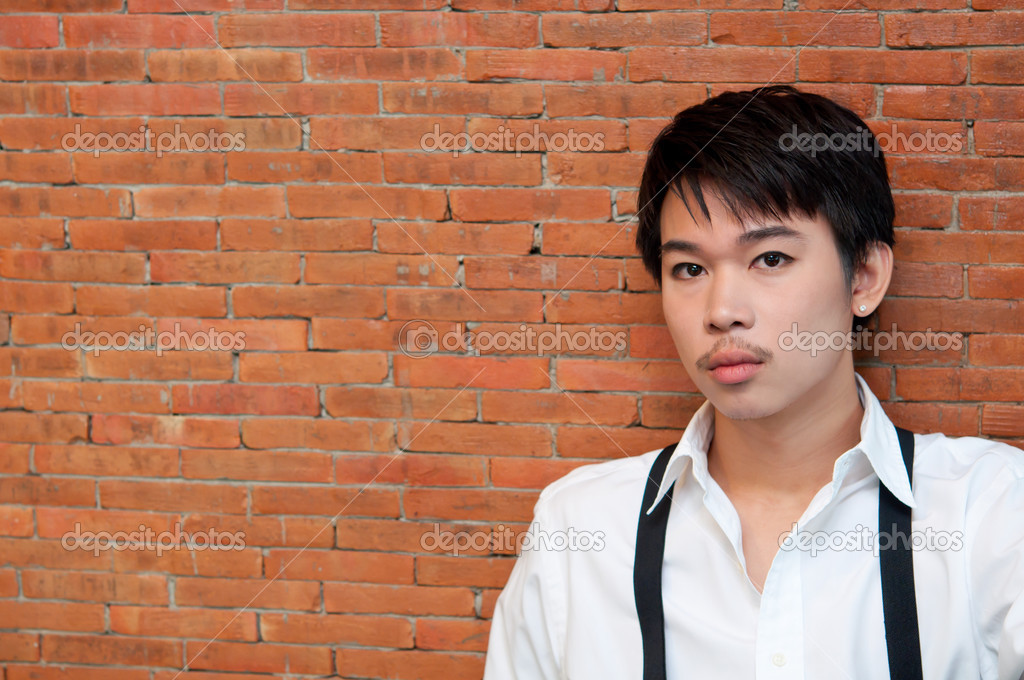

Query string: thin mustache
696 342 773 370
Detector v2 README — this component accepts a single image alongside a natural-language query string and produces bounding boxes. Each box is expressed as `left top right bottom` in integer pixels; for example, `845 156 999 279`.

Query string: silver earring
858 305 867 312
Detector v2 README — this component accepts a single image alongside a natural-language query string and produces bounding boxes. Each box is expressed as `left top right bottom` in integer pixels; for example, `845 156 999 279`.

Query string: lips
707 349 763 370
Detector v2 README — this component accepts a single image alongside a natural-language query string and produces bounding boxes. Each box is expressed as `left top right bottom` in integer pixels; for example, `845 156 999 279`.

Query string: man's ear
850 241 894 317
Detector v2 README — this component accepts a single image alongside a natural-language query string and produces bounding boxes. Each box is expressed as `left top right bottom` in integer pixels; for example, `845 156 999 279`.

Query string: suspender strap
879 425 923 680
633 425 921 680
633 442 677 680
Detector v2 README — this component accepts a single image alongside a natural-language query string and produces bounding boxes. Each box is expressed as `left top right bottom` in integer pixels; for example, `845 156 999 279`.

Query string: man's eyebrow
660 225 809 255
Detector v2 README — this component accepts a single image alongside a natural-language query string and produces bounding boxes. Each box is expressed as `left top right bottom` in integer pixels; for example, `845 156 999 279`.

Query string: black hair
635 84 895 332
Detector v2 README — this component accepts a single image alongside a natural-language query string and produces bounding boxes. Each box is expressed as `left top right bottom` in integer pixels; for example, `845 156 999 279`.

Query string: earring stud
858 305 867 312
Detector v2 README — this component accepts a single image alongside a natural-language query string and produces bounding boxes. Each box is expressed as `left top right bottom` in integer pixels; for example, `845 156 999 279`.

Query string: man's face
659 184 854 421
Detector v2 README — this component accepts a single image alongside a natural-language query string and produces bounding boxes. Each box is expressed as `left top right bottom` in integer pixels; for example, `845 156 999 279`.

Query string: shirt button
771 653 787 667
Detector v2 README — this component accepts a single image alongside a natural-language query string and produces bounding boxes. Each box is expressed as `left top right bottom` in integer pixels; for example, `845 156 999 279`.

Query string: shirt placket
755 541 805 679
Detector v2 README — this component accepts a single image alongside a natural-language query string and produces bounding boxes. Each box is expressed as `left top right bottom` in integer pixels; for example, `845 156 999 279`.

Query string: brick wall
0 1 1022 678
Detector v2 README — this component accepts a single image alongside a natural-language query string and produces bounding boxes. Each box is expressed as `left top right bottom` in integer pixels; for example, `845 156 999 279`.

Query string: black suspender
878 426 924 680
633 424 923 680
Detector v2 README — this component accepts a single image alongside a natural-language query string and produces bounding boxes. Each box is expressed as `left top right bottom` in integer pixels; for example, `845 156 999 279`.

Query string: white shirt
483 371 1024 680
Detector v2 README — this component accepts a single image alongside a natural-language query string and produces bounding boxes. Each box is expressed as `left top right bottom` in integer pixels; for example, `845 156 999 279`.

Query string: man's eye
756 252 793 268
671 263 704 279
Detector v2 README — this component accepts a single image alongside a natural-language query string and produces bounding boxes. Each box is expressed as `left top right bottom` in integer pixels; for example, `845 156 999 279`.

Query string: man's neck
706 368 865 506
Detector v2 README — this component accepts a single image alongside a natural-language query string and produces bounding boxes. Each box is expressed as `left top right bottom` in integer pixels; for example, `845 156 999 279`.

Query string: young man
482 85 1024 679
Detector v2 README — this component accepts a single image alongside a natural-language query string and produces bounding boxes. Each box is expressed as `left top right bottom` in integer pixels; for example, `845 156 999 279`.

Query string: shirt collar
645 371 917 514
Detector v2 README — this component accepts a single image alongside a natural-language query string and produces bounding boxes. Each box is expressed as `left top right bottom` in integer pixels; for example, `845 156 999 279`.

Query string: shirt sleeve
483 492 566 680
964 448 1024 680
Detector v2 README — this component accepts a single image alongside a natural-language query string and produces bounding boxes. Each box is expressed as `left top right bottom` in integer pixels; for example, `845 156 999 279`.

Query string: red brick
468 49 625 81
238 351 388 383
324 386 477 420
488 457 596 489
0 50 144 81
73 152 223 184
383 83 544 116
0 633 41 662
221 218 372 251
416 618 490 651
308 47 462 80
76 284 225 317
0 250 145 283
377 222 534 255
630 47 796 82
0 412 87 444
264 548 414 583
135 186 286 218
545 12 703 46
0 83 66 114
220 13 374 47
183 448 331 482
556 425 684 459
110 605 257 641
337 648 484 680
465 255 624 290
148 48 303 81
0 218 63 248
324 582 474 616
99 480 247 514
241 418 394 452
41 633 181 667
70 84 220 116
92 415 240 448
387 289 544 323
800 49 967 84
84 350 232 381
260 612 412 647
399 421 551 457
381 12 536 47
393 355 550 389
309 115 464 150
886 14 1024 47
22 570 168 604
232 285 384 318
175 577 320 610
22 382 171 414
225 82 377 115
0 186 131 217
64 14 216 48
0 347 81 378
0 505 33 536
227 150 379 183
0 16 59 47
711 11 878 45
288 185 447 219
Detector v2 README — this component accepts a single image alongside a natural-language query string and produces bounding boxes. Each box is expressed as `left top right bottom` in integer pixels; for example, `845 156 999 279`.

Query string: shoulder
915 430 1024 484
913 431 1024 517
531 447 667 526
